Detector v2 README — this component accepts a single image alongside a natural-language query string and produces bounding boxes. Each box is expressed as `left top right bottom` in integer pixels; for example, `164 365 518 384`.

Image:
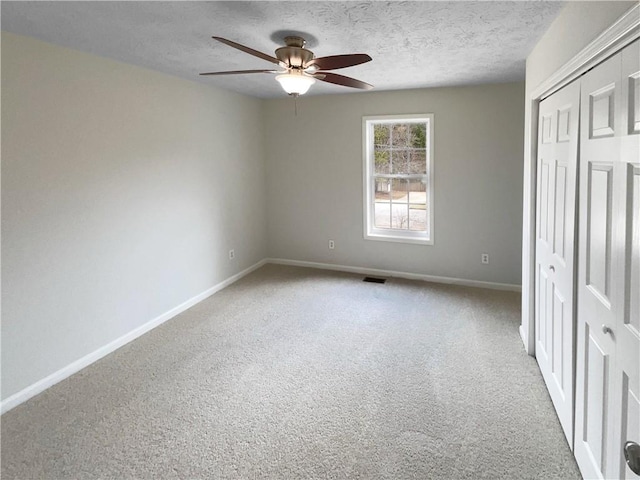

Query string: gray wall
264 83 525 285
1 33 268 400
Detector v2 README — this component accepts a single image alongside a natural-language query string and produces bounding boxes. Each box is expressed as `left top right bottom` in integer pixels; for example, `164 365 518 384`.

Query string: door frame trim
521 4 640 355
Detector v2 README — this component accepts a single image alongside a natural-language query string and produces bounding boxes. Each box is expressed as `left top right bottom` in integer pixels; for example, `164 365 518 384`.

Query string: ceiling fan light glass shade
275 72 316 95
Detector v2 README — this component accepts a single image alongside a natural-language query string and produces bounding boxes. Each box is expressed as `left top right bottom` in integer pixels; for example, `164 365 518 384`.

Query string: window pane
391 179 409 230
391 150 410 174
374 124 390 146
409 205 427 231
411 123 427 148
374 177 391 200
374 149 390 174
391 178 408 203
374 202 391 228
409 150 427 174
408 179 426 203
391 203 409 229
374 177 391 228
392 124 410 146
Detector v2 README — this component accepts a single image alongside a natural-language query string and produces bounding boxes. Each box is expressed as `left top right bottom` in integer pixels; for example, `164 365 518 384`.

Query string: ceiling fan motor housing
276 36 314 69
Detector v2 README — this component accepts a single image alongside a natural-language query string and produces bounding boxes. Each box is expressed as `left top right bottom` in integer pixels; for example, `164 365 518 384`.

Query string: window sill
364 231 433 245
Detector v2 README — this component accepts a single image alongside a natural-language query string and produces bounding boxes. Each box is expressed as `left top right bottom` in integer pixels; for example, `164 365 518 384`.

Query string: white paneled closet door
534 80 581 447
574 39 640 480
612 39 640 480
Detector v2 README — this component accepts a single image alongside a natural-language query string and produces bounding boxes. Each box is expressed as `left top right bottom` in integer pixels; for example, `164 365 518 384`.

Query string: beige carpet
1 264 581 479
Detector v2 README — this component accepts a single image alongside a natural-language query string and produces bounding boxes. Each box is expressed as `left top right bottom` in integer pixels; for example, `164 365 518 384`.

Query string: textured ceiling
1 1 565 98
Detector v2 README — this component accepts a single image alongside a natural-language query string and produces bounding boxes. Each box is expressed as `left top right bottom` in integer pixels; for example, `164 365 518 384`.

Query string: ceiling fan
200 36 373 96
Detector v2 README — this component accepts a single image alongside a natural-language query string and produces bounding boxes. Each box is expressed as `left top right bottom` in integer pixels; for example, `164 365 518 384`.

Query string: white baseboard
0 259 267 415
267 258 522 292
519 325 534 357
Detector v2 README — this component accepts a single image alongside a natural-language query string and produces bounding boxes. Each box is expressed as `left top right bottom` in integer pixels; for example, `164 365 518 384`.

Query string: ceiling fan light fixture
275 71 316 96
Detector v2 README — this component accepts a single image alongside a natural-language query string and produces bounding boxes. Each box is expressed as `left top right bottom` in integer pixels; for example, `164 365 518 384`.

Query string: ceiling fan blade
212 37 282 66
313 72 373 90
200 69 279 76
306 54 372 71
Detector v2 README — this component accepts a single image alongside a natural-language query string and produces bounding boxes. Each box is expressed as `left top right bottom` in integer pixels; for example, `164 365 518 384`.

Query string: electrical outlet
481 253 489 264
328 240 335 250
229 249 235 260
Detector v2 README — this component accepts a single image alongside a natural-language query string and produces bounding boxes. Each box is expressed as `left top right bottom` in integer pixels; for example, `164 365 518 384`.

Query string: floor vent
363 276 386 284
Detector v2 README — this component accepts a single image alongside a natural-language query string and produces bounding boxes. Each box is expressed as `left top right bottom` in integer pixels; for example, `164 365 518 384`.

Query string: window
363 114 434 244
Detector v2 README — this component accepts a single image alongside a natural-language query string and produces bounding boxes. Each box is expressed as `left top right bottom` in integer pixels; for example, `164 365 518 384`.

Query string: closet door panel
576 38 640 480
581 327 611 472
612 39 640 480
619 375 640 479
535 79 580 448
625 166 640 335
586 163 614 302
575 49 622 480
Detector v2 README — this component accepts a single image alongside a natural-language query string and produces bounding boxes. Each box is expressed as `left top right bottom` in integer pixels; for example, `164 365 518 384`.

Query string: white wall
1 33 267 401
264 83 525 286
520 1 636 352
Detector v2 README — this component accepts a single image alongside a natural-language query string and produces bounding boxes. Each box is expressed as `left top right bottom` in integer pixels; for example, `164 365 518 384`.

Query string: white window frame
362 114 434 245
